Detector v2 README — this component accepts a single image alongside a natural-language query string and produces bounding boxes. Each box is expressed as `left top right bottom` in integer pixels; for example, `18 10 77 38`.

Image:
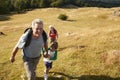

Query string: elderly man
10 19 48 80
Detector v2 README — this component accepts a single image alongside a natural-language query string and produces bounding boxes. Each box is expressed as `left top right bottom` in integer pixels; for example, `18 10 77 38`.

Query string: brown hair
50 41 58 49
50 28 57 34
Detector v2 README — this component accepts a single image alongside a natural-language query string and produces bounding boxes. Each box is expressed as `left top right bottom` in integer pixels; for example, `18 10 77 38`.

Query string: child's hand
44 54 50 58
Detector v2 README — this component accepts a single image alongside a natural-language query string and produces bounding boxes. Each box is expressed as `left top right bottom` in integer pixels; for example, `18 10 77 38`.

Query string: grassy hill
0 7 120 80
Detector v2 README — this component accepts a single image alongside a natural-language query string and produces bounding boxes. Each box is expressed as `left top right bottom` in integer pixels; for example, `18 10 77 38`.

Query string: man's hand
44 52 50 58
10 57 15 63
10 47 19 63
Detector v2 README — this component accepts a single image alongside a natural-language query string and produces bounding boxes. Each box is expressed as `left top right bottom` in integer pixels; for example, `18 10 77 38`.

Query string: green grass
0 7 120 80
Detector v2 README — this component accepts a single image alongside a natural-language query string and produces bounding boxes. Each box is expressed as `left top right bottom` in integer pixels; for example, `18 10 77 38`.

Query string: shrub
58 14 68 20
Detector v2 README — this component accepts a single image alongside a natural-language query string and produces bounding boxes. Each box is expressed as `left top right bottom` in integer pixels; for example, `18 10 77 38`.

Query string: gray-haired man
10 19 48 80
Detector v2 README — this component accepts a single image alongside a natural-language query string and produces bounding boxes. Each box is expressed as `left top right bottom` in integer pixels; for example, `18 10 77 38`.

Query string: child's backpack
24 28 47 47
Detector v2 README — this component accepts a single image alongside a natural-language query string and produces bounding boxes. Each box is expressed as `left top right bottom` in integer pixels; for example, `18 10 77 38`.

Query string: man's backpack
24 28 47 47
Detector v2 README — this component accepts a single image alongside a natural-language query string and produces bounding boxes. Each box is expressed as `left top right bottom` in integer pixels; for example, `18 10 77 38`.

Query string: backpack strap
42 30 47 44
24 28 32 47
24 28 47 47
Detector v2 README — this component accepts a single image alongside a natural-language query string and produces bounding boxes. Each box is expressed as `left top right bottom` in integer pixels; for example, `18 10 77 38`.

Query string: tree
64 0 71 4
75 0 83 7
13 0 27 13
39 0 51 8
26 0 31 9
30 0 40 8
0 0 10 14
50 0 64 7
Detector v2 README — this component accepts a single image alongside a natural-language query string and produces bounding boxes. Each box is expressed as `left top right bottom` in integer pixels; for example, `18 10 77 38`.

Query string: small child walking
43 41 58 80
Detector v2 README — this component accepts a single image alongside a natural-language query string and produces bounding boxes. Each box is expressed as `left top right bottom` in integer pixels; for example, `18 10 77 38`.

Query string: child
43 41 58 80
48 25 58 43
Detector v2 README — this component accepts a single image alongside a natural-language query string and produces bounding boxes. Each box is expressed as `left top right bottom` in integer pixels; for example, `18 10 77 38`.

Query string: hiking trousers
23 55 41 80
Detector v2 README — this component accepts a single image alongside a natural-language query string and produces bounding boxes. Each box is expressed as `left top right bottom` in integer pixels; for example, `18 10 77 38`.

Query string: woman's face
50 27 54 32
32 23 43 37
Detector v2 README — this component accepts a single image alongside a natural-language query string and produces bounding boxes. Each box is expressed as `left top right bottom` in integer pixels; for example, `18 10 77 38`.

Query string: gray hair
32 18 43 28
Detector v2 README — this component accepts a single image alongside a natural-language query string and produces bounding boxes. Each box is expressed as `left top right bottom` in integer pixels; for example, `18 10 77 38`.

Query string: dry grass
0 7 120 80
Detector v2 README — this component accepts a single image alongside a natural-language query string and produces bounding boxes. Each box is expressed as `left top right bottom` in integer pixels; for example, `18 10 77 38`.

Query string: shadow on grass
66 19 77 22
36 72 120 80
0 11 27 21
59 19 77 22
0 9 33 21
0 15 11 21
78 75 120 80
36 77 64 80
58 45 86 51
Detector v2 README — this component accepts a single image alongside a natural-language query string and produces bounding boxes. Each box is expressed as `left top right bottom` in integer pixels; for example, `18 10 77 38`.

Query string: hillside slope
0 7 120 80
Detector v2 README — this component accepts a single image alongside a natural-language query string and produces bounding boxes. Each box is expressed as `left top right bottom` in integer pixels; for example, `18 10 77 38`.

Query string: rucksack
24 28 47 47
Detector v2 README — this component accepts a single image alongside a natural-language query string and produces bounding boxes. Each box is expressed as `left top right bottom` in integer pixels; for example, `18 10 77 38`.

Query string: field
0 7 120 80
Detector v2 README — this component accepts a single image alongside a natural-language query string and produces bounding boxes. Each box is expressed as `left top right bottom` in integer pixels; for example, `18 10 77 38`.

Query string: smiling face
32 22 43 38
50 42 58 51
51 44 56 51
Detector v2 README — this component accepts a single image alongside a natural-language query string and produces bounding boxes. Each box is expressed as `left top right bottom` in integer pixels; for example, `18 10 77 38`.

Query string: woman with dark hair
49 25 58 43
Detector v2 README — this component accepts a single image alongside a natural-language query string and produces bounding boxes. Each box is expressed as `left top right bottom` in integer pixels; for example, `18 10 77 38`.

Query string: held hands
43 52 50 58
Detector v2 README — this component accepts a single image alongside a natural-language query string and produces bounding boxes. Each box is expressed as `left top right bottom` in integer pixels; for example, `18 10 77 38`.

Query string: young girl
48 25 58 43
43 41 58 80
